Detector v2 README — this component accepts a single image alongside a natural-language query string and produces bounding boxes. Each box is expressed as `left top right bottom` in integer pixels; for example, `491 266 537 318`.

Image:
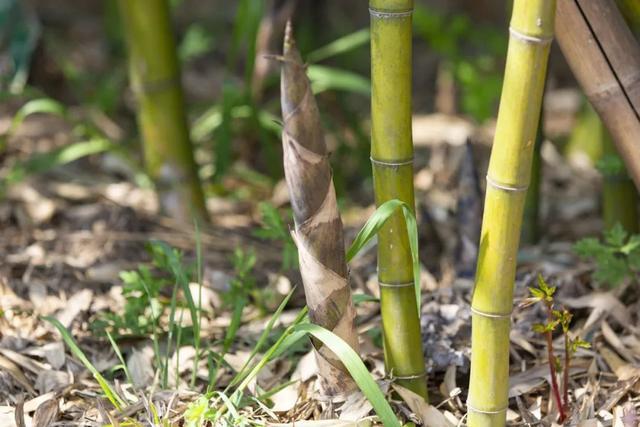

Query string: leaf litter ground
1 102 640 426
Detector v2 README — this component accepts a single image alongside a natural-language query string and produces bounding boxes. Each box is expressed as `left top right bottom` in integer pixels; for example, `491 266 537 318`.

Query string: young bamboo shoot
280 23 360 395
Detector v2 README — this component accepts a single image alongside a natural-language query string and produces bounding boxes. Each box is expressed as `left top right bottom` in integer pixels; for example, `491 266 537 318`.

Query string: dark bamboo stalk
280 23 360 396
117 0 206 221
555 0 640 190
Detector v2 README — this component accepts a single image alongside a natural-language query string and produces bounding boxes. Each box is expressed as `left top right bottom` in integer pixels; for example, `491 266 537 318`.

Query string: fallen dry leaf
393 384 454 427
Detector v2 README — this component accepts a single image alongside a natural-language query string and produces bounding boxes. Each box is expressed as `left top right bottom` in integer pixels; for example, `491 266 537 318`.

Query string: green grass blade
228 287 297 388
293 323 400 427
191 219 203 388
6 138 114 184
307 65 371 96
307 28 370 64
43 316 125 409
106 330 134 386
231 307 309 396
9 98 65 135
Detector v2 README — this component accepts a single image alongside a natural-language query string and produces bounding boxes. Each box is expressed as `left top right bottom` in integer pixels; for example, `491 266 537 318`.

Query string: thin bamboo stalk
280 23 360 395
467 2 555 426
555 0 640 190
600 135 639 233
370 0 428 399
117 0 206 222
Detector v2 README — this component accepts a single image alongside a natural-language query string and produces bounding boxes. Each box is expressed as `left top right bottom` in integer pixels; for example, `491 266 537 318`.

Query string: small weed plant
520 275 590 423
574 223 640 287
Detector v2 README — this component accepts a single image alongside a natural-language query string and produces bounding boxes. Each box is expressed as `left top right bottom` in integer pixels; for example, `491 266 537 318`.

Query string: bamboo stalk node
370 156 414 167
378 280 415 288
486 175 529 193
368 8 413 18
467 403 509 415
470 306 512 319
508 27 554 45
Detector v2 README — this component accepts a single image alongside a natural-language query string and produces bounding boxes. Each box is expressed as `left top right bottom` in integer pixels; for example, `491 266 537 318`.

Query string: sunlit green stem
468 2 556 426
370 0 428 399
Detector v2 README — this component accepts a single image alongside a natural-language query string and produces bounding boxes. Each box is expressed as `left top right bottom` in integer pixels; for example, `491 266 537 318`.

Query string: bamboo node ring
486 175 529 192
466 403 509 414
378 281 415 288
470 306 512 319
368 8 413 19
370 156 414 167
508 27 553 45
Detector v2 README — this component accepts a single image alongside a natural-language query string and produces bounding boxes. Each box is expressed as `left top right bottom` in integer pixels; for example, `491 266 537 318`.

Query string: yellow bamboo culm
467 2 556 427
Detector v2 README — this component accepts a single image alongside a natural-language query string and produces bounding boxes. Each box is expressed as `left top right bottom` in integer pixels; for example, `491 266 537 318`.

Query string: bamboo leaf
6 138 114 184
307 65 371 96
306 28 370 64
294 323 400 427
8 98 65 135
346 199 422 309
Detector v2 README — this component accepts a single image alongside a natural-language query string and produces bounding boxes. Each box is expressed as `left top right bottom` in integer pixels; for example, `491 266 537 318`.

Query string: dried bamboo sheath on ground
118 0 206 221
370 0 428 399
280 23 359 395
555 0 640 190
467 2 555 426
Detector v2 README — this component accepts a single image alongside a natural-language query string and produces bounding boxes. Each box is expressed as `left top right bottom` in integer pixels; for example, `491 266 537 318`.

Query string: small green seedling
574 223 640 287
521 275 590 423
253 202 298 271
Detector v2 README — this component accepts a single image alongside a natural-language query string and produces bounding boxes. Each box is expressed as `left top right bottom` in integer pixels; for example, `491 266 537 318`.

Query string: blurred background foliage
0 0 518 203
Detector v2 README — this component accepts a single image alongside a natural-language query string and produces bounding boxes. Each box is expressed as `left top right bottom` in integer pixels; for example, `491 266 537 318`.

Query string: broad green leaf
294 323 400 427
347 199 421 310
306 28 370 63
43 316 125 409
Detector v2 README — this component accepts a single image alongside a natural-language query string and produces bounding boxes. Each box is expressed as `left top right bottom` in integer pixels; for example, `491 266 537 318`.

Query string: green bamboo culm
117 0 207 222
370 0 428 399
467 2 556 426
599 135 639 233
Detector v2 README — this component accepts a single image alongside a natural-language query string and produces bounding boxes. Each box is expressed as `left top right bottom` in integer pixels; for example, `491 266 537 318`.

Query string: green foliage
223 248 256 352
253 202 297 270
179 24 215 62
597 153 626 177
94 242 192 336
413 5 506 121
574 223 640 287
347 199 421 309
184 395 217 427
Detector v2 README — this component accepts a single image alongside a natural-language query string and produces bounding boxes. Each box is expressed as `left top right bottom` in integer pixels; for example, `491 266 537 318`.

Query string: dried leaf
32 399 58 427
127 347 154 388
0 354 35 395
393 385 453 427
